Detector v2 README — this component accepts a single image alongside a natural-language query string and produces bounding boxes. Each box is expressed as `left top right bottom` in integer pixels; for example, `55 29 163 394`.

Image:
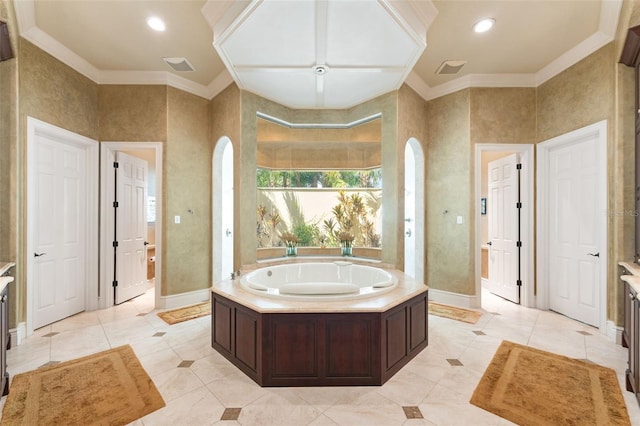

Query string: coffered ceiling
13 0 622 109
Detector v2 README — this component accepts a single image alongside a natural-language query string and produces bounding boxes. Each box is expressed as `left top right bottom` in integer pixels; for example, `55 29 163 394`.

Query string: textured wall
20 40 98 140
17 38 99 327
397 84 428 273
470 88 536 145
537 43 620 324
210 84 241 274
98 85 166 142
614 0 640 327
425 89 473 295
238 91 398 267
0 0 17 328
537 45 614 143
0 0 17 263
164 87 211 295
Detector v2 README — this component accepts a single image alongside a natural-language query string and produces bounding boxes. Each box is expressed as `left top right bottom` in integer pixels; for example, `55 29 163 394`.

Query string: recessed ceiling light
147 16 166 32
473 18 495 33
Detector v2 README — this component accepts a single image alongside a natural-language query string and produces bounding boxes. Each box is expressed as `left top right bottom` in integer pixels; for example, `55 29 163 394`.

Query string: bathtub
239 261 397 300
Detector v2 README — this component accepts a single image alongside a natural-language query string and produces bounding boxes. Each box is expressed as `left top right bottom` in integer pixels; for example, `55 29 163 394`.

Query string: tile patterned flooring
2 287 640 425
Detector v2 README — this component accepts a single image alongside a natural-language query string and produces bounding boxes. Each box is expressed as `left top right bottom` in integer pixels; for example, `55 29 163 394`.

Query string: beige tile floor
2 287 640 425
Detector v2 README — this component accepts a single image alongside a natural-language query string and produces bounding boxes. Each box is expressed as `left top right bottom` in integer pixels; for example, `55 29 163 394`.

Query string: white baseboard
10 322 26 346
607 320 623 344
157 288 210 310
428 288 480 309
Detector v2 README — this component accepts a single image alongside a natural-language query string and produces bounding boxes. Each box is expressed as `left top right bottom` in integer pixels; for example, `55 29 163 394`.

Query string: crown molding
408 0 622 101
12 0 624 104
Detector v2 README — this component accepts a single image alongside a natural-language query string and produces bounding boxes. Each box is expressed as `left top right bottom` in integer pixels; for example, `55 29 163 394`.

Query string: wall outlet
174 215 181 224
456 215 463 224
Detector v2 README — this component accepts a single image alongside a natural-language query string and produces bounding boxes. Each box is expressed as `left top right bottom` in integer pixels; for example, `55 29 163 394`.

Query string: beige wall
4 38 215 329
425 89 473 294
210 83 241 272
164 87 211 295
98 85 167 142
238 90 400 267
397 84 428 273
537 43 622 324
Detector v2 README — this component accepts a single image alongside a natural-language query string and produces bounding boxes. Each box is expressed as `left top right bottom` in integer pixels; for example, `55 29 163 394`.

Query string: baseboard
10 322 26 346
607 320 623 344
157 288 210 310
428 288 479 309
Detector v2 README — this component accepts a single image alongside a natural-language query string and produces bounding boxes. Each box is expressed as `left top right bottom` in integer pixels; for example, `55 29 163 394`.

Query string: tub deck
210 268 429 387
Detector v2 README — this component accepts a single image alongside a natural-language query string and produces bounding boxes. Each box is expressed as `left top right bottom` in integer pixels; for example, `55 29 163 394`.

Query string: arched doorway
404 138 425 283
213 137 234 282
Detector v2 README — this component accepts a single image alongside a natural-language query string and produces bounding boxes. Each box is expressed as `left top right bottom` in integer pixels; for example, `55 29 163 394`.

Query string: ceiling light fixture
473 18 495 33
147 16 166 32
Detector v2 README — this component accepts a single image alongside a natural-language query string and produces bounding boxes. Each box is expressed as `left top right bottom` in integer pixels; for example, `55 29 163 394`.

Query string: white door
487 153 520 304
548 136 600 326
221 142 234 278
404 143 416 277
114 152 148 304
32 133 87 328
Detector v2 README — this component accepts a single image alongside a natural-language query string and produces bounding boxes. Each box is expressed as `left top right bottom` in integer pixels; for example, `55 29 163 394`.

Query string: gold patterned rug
157 301 211 325
471 341 631 425
428 301 482 324
1 345 165 425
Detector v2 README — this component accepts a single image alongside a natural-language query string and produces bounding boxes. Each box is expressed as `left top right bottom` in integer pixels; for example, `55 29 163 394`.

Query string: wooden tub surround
210 268 428 387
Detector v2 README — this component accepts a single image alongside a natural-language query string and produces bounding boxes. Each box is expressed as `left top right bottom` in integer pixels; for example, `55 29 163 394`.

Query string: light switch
456 216 463 224
174 215 181 224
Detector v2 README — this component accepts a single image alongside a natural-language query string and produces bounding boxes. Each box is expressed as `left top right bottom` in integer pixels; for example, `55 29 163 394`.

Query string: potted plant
338 231 354 256
280 232 299 257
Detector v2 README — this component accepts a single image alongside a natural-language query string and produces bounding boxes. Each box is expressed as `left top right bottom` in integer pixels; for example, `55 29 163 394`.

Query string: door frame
212 136 234 283
536 120 608 332
26 117 99 335
404 137 425 283
100 142 163 310
474 144 534 308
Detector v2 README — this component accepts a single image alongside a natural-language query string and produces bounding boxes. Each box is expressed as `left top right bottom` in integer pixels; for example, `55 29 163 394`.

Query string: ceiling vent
436 60 466 75
162 57 195 72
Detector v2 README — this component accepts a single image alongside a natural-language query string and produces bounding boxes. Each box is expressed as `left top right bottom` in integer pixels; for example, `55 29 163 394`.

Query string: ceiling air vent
436 60 466 75
162 57 195 72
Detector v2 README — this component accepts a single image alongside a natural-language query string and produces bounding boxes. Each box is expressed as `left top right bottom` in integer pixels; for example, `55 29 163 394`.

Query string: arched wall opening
213 137 234 282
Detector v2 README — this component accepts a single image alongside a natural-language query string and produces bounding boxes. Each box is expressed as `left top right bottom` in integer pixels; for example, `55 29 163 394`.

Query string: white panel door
114 152 148 304
549 136 600 326
33 135 86 328
487 153 520 303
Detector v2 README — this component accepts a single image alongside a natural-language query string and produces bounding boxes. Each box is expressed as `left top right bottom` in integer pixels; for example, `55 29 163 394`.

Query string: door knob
487 242 492 246
405 229 412 237
226 228 232 237
143 241 149 246
34 252 47 257
587 252 600 257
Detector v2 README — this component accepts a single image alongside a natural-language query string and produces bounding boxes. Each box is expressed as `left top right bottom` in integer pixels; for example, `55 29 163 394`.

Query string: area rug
428 301 482 324
1 345 165 425
470 340 631 425
157 301 211 325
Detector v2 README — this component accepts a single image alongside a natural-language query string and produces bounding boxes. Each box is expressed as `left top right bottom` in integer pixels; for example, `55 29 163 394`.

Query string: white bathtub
239 262 398 300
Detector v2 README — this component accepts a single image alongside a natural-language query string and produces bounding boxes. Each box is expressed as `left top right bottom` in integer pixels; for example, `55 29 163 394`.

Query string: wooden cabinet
211 291 428 386
0 281 9 396
625 281 640 405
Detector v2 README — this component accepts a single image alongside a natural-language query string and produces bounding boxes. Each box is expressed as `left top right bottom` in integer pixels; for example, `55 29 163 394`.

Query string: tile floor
2 287 640 425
